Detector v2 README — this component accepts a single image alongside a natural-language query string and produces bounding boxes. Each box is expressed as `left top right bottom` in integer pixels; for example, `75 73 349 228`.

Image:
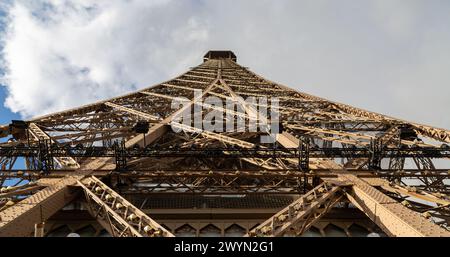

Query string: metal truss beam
124 77 220 149
169 123 283 169
246 181 346 237
0 68 221 235
294 90 450 144
379 183 450 206
104 102 161 121
78 176 174 237
121 173 306 194
2 144 449 161
0 182 44 198
1 169 448 191
0 175 82 236
28 123 80 169
0 70 223 236
340 174 450 237
0 52 449 237
244 64 450 144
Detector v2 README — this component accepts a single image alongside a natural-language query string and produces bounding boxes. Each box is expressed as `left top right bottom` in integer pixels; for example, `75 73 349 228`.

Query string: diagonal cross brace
245 181 347 237
78 176 174 237
341 173 450 237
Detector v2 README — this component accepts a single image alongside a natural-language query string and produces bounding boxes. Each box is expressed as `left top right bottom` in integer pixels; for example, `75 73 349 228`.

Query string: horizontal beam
2 145 448 159
1 169 449 181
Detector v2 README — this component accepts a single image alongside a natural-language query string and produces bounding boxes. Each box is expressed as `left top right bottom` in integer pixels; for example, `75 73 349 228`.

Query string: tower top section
203 50 237 62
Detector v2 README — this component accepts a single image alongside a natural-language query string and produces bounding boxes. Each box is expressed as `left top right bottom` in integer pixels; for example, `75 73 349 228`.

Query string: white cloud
1 0 209 117
1 0 449 130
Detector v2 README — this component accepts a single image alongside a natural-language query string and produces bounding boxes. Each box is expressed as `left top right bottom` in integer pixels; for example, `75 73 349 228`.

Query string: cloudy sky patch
0 0 449 130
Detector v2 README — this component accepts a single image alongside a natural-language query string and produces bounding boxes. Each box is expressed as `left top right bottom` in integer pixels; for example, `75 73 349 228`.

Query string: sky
0 0 449 130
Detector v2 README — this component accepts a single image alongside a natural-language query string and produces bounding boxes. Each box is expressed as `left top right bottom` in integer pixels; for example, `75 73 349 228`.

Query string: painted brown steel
0 51 449 237
78 176 174 237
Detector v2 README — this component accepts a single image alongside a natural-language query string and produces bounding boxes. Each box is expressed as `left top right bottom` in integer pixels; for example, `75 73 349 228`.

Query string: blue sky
1 3 23 184
0 85 24 186
0 85 22 186
1 5 16 123
0 87 19 124
0 3 19 126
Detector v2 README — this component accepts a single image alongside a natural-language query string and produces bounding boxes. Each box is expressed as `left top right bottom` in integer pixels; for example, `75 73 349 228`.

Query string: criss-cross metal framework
0 50 449 237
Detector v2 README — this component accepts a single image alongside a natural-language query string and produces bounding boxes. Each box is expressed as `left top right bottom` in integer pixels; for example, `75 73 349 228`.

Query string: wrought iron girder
3 144 449 160
0 52 448 238
313 95 450 144
0 168 448 184
169 123 285 169
78 176 174 237
340 174 450 237
121 174 307 194
104 102 161 122
0 175 82 236
286 123 437 149
28 123 80 169
246 181 346 237
0 182 44 198
379 183 450 221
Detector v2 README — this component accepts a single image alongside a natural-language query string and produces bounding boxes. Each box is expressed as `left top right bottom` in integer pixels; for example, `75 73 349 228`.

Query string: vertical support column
368 138 382 170
298 137 309 172
34 223 45 237
113 141 127 172
298 137 309 193
38 139 54 174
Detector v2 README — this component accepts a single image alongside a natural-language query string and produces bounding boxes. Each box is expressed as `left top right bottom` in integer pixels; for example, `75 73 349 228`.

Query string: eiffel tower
0 50 449 237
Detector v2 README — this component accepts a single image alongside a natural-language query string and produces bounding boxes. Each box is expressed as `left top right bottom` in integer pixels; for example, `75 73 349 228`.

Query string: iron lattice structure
0 50 450 237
